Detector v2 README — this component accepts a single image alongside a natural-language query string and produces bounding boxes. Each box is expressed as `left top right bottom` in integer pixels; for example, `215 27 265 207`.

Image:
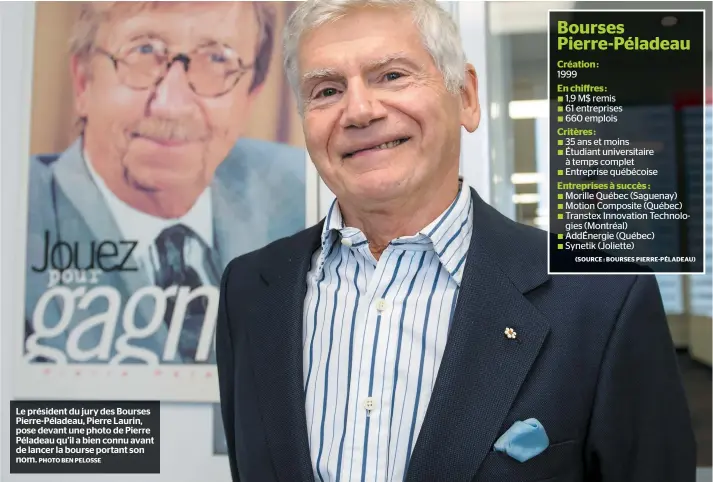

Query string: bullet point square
557 96 563 102
557 140 563 146
557 106 563 112
557 244 564 250
557 170 564 175
557 116 564 122
557 214 563 220
558 234 564 239
557 204 563 209
557 194 563 199
557 149 563 155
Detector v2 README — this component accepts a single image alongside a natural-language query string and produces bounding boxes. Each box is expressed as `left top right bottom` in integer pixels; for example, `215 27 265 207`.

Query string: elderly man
216 0 696 481
24 1 305 365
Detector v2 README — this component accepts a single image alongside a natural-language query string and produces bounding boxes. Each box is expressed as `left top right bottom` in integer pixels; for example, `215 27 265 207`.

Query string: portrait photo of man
22 1 307 374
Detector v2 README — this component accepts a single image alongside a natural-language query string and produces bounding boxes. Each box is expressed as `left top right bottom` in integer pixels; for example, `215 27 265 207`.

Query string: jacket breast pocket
472 439 580 482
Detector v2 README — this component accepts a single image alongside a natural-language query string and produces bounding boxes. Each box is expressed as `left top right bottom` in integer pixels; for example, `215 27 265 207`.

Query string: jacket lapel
405 189 551 482
247 223 324 482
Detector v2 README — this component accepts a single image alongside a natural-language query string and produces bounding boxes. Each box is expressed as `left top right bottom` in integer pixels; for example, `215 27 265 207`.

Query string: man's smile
343 137 411 158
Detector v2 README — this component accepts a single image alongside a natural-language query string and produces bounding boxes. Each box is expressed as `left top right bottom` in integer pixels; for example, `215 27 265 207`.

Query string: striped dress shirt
303 183 474 482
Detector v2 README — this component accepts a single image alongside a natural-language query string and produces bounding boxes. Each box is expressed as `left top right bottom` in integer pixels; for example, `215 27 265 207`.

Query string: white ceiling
488 1 575 35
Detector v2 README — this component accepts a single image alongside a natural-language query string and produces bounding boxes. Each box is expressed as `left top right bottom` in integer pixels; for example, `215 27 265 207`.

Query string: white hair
282 0 467 108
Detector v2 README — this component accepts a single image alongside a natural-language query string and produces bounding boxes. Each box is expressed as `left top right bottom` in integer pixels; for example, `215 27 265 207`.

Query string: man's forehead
298 35 431 80
302 51 423 78
98 2 258 49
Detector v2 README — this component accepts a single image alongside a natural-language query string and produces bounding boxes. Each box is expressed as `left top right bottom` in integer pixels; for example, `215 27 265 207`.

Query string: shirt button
363 397 376 411
375 298 388 312
341 237 352 247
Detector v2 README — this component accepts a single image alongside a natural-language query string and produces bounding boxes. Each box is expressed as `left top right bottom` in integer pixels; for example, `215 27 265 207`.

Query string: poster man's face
73 2 261 194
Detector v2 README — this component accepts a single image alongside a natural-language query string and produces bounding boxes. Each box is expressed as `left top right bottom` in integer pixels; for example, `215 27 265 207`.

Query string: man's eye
209 53 227 63
384 72 403 81
316 87 338 98
137 44 155 54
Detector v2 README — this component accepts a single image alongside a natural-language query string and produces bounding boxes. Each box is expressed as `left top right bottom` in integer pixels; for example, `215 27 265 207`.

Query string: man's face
298 6 479 205
73 2 261 193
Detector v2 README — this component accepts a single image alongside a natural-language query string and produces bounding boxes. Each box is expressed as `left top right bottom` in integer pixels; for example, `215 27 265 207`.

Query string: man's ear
70 55 91 118
459 63 480 133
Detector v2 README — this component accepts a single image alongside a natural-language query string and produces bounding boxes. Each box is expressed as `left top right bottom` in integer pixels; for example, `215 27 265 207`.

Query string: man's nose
339 80 387 128
147 59 198 118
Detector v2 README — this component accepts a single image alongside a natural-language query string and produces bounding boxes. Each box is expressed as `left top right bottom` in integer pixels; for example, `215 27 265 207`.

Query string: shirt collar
83 149 214 257
418 181 472 283
320 198 346 252
317 181 473 285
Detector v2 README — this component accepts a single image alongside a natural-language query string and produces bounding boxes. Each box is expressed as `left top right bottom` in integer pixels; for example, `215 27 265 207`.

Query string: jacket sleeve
216 259 240 481
584 274 697 482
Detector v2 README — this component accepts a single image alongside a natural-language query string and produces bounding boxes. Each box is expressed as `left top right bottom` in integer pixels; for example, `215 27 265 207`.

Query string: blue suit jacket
24 136 306 365
216 187 696 482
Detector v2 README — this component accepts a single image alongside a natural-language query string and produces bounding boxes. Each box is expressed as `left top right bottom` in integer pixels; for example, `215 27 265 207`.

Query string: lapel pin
504 327 517 339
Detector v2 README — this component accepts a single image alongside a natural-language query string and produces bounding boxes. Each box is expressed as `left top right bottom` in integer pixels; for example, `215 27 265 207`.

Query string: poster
17 1 308 403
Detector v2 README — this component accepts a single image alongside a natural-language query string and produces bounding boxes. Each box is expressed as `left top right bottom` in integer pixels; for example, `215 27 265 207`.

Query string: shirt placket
348 246 400 482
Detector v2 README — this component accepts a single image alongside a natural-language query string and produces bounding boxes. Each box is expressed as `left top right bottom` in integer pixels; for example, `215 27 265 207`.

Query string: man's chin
128 146 199 170
125 167 205 194
346 176 410 203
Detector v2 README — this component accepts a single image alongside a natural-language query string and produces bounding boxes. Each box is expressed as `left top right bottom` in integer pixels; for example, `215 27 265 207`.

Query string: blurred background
479 1 712 477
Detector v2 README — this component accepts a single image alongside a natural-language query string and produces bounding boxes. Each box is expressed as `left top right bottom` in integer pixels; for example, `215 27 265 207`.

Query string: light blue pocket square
493 418 549 462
